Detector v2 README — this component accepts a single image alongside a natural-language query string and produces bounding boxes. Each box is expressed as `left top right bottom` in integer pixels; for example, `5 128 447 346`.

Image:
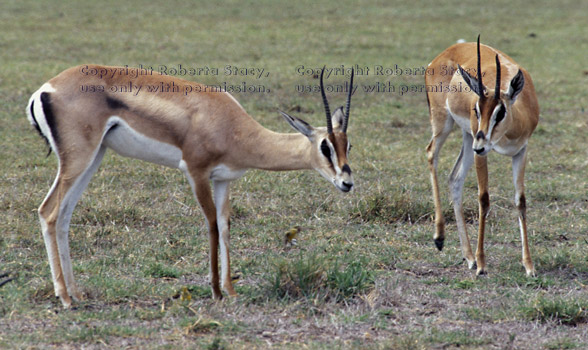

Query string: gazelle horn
319 66 333 134
342 68 354 133
476 34 484 96
494 54 501 100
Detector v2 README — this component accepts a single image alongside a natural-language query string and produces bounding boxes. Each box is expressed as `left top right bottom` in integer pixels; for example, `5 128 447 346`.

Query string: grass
1 0 588 349
261 251 374 302
521 294 588 326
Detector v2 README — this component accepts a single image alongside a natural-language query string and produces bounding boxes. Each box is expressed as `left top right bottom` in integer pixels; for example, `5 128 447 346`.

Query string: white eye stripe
487 104 505 137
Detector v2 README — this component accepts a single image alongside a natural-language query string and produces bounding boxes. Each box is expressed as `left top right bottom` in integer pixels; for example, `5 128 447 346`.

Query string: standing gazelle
27 65 355 307
425 36 539 276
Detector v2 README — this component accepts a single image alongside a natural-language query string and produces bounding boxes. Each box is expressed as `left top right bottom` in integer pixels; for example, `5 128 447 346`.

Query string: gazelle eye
320 139 332 160
473 107 480 120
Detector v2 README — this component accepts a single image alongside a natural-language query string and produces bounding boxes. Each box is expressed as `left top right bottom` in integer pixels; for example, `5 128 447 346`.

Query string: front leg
449 131 476 269
213 180 237 297
185 170 222 299
474 154 489 275
425 115 454 250
512 147 535 276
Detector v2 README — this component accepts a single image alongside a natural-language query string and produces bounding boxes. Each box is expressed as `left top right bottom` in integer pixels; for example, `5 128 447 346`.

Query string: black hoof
434 238 444 251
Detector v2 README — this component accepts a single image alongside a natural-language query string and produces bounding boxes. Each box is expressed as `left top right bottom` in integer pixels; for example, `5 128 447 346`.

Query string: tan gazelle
27 65 355 307
425 36 539 276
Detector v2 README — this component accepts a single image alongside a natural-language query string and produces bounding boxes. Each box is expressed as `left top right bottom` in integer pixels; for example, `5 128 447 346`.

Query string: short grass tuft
520 294 588 326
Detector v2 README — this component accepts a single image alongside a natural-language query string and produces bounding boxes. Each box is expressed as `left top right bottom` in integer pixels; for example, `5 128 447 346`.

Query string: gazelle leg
474 154 489 275
426 115 454 250
183 170 222 299
213 180 237 297
448 131 476 269
512 147 535 276
39 145 107 307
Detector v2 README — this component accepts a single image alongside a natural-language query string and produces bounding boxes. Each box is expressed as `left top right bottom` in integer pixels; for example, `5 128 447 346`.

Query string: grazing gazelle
27 65 355 307
425 36 539 276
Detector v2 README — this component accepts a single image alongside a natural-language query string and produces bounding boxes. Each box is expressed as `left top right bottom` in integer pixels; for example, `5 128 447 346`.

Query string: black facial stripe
320 139 332 164
495 105 506 125
342 164 352 174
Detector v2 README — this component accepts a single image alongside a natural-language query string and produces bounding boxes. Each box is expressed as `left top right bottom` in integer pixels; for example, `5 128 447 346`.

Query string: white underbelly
103 117 183 168
446 100 471 132
210 164 246 181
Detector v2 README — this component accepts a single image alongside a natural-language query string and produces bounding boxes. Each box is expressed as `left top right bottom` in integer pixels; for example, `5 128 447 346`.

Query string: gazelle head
280 67 354 192
458 36 525 156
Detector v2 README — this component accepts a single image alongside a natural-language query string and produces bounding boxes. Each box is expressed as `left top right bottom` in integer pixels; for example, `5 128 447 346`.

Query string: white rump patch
27 83 58 153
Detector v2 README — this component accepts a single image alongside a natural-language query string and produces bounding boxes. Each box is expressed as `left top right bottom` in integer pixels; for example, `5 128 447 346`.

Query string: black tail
27 95 52 156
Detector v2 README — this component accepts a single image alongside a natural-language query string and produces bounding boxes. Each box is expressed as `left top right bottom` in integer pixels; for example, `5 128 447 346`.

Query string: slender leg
213 180 237 297
512 147 535 276
474 154 489 275
426 115 454 250
448 131 476 268
39 146 107 307
183 170 222 299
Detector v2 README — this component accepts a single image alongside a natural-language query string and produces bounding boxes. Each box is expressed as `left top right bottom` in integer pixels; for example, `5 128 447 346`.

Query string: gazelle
425 36 539 276
26 65 355 307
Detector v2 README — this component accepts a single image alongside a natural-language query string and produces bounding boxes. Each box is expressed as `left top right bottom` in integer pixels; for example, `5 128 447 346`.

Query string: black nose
341 181 353 192
474 147 485 155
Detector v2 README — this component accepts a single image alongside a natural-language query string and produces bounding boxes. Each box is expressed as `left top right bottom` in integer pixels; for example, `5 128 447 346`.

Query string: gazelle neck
239 124 314 172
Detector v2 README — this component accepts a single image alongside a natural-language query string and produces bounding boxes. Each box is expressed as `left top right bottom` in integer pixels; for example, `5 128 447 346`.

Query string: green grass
1 0 588 349
260 251 374 302
520 294 588 326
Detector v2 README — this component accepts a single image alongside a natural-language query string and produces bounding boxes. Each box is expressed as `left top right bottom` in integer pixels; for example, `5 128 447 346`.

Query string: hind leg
512 147 535 276
39 146 106 307
214 180 237 297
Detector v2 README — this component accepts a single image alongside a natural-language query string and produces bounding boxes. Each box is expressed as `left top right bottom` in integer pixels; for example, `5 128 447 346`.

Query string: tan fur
29 65 354 307
425 41 539 276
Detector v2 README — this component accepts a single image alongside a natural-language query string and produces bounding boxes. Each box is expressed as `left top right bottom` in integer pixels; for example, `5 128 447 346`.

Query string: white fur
445 99 471 131
213 180 231 290
103 117 183 168
56 145 107 301
210 164 246 181
27 83 58 153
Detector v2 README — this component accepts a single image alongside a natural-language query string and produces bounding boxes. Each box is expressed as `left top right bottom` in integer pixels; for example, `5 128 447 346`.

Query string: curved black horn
342 67 354 133
494 54 501 100
476 35 484 96
320 66 333 134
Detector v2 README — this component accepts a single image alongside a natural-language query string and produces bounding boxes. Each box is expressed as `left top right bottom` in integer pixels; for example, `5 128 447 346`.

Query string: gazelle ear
279 110 315 138
459 65 483 96
331 107 345 130
507 69 525 102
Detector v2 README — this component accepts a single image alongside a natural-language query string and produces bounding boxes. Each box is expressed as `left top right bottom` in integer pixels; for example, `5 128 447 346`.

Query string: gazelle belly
102 117 183 169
